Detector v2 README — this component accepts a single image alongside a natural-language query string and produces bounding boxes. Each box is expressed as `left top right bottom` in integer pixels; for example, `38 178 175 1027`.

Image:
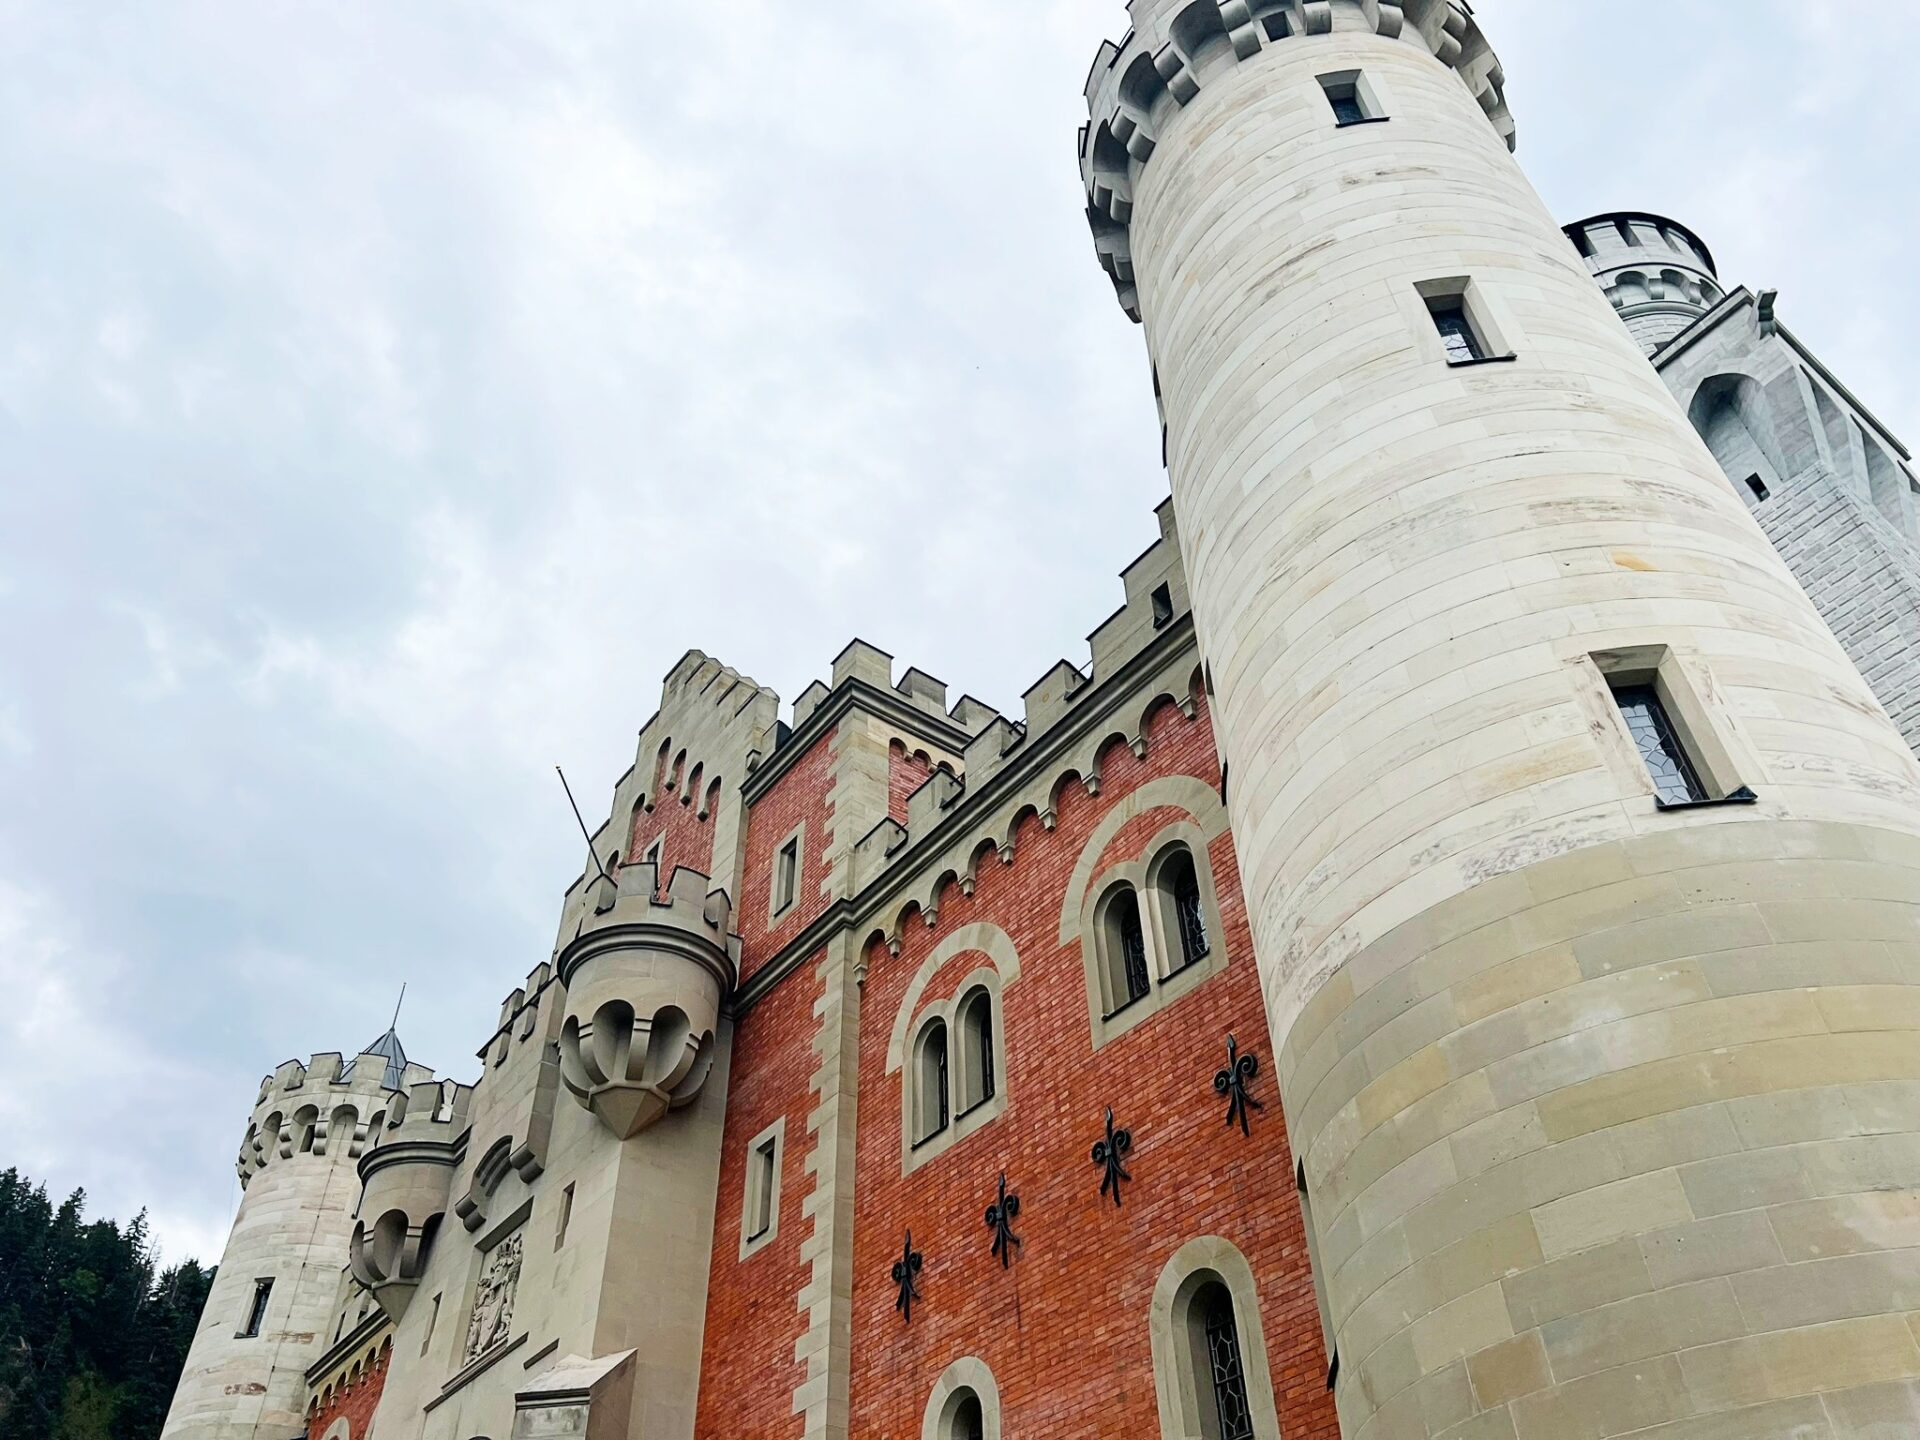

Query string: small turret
555 859 739 1139
348 1078 473 1320
1564 211 1724 354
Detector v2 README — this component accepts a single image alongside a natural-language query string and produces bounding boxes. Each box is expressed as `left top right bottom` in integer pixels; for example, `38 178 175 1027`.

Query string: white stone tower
1083 3 1920 1436
161 1037 426 1440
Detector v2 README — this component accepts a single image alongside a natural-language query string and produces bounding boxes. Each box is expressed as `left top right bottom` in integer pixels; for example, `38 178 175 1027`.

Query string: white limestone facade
1084 2 1920 1435
162 1051 425 1440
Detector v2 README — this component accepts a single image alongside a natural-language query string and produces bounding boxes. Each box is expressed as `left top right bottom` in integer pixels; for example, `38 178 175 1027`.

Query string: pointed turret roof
340 1026 409 1091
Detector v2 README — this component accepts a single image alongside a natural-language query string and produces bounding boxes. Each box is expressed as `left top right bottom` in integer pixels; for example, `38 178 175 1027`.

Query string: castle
159 4 1920 1439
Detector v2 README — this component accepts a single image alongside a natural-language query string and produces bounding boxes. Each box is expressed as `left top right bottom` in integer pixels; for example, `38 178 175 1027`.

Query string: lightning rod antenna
557 766 615 885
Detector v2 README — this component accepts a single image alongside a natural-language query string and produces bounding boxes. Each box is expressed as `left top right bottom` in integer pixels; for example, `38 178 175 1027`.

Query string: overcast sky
2 0 1915 1268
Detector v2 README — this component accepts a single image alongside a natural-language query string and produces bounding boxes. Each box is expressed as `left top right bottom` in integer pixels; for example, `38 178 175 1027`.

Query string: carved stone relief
465 1229 524 1362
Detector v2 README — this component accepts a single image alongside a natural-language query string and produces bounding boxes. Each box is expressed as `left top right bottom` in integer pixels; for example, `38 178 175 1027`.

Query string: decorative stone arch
1686 370 1788 501
321 1416 350 1440
888 924 1019 1174
1059 780 1232 1048
1150 1238 1283 1440
922 1355 1003 1440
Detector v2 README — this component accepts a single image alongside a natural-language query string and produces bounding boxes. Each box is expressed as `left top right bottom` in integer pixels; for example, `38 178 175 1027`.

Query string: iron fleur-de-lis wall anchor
892 1230 924 1323
984 1172 1022 1267
1214 1033 1265 1136
1092 1107 1134 1208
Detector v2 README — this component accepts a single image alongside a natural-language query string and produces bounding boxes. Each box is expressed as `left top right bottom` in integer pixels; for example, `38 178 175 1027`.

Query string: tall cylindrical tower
1083 4 1920 1437
162 1042 416 1440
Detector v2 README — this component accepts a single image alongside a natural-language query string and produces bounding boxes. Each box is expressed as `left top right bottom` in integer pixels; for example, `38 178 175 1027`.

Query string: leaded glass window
1614 684 1707 805
1118 895 1150 1006
1432 303 1484 364
1202 1287 1255 1440
1172 858 1210 967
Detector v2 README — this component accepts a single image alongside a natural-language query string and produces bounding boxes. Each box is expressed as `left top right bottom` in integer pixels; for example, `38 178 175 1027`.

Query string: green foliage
0 1169 213 1440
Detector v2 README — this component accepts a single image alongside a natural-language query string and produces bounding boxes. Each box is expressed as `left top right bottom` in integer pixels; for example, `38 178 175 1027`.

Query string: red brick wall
737 729 837 982
888 740 933 826
305 1338 389 1440
694 954 824 1440
626 782 718 886
845 692 1339 1439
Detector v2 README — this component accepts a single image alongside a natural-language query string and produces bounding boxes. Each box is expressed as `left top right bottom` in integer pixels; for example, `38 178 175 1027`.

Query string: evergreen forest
0 1168 211 1440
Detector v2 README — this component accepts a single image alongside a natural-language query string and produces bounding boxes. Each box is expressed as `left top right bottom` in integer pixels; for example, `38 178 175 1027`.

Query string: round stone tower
162 1038 419 1440
1082 4 1920 1437
1564 211 1724 355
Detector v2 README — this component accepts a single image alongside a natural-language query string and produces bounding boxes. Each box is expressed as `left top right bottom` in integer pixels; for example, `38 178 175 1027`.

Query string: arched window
1151 1240 1282 1440
954 988 995 1114
947 1391 984 1440
913 1020 950 1145
1156 847 1210 971
1098 885 1151 1016
1186 1282 1253 1440
922 1358 1002 1440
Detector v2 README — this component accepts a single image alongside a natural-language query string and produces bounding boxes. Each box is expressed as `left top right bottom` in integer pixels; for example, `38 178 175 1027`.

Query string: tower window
776 839 797 910
1151 582 1174 628
955 987 996 1115
1099 886 1152 1017
1417 279 1512 367
1430 302 1485 364
555 1183 574 1249
747 1136 777 1241
1319 70 1384 126
240 1278 273 1338
1612 684 1708 806
1745 473 1771 502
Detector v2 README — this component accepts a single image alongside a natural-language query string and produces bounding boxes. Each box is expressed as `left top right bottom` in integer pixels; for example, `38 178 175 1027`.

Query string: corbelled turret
556 859 739 1139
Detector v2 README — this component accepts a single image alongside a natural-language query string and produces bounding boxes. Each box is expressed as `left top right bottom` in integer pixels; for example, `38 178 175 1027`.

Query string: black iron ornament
1214 1034 1265 1136
1092 1107 1134 1208
984 1172 1022 1267
892 1230 924 1323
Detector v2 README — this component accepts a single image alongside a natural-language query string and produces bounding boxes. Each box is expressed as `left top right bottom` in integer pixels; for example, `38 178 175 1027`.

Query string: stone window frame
921 1356 1003 1440
1149 1238 1284 1440
768 820 806 923
887 922 1020 1177
1578 642 1761 809
1316 67 1390 127
1077 821 1229 1051
738 1116 787 1260
1411 276 1519 369
237 1276 274 1339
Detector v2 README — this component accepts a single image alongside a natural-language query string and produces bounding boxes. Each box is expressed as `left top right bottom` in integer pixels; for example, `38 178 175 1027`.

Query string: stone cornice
302 1309 391 1387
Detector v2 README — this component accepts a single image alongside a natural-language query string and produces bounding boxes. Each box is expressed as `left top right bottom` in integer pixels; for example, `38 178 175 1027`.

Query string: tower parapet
555 859 739 1139
348 1078 473 1320
1081 0 1513 319
1565 210 1723 354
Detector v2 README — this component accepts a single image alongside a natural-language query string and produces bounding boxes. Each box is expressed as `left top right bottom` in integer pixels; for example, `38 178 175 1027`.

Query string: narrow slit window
555 1183 574 1249
914 1021 950 1145
1745 473 1771 502
956 989 996 1114
241 1278 273 1338
1100 887 1152 1016
748 1136 777 1241
1612 684 1708 805
421 1293 440 1355
1151 582 1174 628
775 837 798 912
1170 853 1210 967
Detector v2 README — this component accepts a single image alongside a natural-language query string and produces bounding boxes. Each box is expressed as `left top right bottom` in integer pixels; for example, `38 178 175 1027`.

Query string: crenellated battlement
236 1046 433 1186
1564 211 1725 355
1081 0 1513 318
350 1079 471 1319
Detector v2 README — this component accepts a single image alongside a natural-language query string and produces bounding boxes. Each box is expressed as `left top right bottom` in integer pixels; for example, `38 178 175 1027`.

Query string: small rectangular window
1319 70 1383 126
555 1183 574 1249
241 1278 272 1338
748 1137 777 1241
1745 473 1771 502
1611 683 1708 806
644 838 663 868
1151 583 1174 629
776 838 799 912
1430 302 1485 364
421 1293 440 1355
1261 12 1289 39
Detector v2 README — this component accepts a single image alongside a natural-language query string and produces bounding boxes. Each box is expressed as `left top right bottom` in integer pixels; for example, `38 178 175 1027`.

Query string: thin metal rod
389 984 406 1031
557 766 614 883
